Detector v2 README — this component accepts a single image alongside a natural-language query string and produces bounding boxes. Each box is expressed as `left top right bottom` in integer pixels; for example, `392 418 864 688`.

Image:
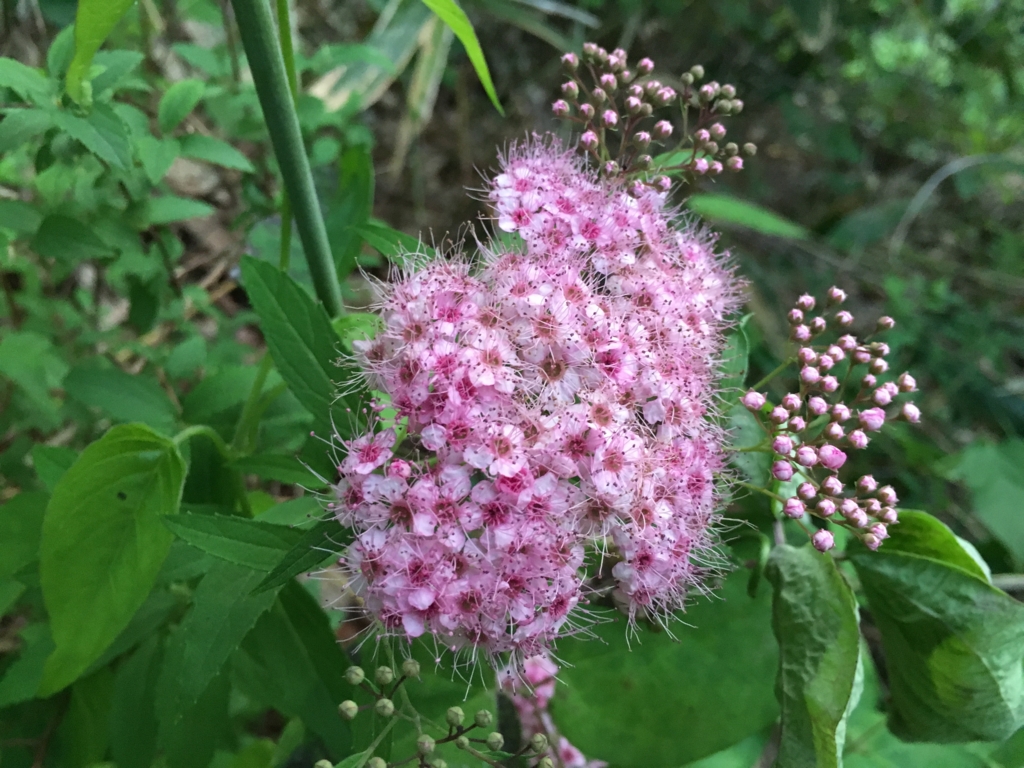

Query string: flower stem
229 0 343 316
750 357 795 392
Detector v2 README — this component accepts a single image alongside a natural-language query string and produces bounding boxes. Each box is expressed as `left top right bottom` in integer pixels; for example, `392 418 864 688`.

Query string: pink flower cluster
740 288 918 552
333 137 739 660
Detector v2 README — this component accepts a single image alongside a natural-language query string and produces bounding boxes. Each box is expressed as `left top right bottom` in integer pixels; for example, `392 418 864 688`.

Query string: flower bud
582 42 599 60
345 666 365 685
639 103 653 116
486 732 505 751
726 156 744 171
816 499 836 517
770 406 789 424
604 160 620 175
871 387 892 407
876 316 895 331
690 64 705 79
858 408 886 431
796 294 815 312
552 100 570 117
709 123 727 141
792 325 811 342
818 444 847 470
637 57 654 75
835 310 854 327
796 446 818 467
634 155 652 170
368 759 387 768
840 498 861 519
655 87 677 105
601 109 619 128
897 372 917 392
831 404 851 422
784 497 806 519
633 131 651 149
870 523 888 540
653 120 673 140
877 485 898 505
625 96 643 115
822 476 843 495
797 346 816 364
797 482 816 500
835 335 856 354
743 142 757 156
643 79 662 96
826 345 845 362
901 402 921 423
852 347 871 365
880 506 898 524
788 308 805 325
782 393 801 411
561 81 579 99
474 710 493 728
861 374 877 389
818 354 835 371
315 761 334 768
699 84 716 103
562 52 579 71
731 99 744 113
848 429 869 449
812 529 835 552
789 416 806 432
580 131 599 151
695 128 711 144
808 396 828 415
418 734 436 755
715 99 733 114
446 706 465 727
823 422 844 440
870 358 889 375
826 286 847 305
693 158 709 174
820 375 839 393
375 698 395 718
654 175 671 191
772 461 794 482
863 533 881 551
338 700 359 720
865 498 882 514
402 658 421 678
388 459 412 478
538 759 555 768
772 435 794 454
801 366 821 385
578 103 595 120
455 735 470 749
600 73 617 92
591 87 607 103
741 391 766 411
530 733 549 752
725 142 739 156
375 666 395 686
681 71 694 85
810 317 827 335
857 475 878 494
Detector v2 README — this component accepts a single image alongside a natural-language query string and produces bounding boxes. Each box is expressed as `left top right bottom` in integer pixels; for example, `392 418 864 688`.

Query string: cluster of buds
552 43 754 187
334 659 555 768
740 288 919 552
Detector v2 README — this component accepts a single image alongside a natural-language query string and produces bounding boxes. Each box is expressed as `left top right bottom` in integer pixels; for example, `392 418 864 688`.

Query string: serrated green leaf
232 453 327 488
90 49 145 95
0 330 68 428
30 444 78 493
688 193 810 240
52 105 132 167
156 561 279 723
354 219 431 260
0 623 55 708
326 144 374 278
165 335 207 379
145 195 216 225
39 424 186 695
0 491 48 579
179 133 254 171
66 0 137 102
0 199 43 234
727 403 771 486
65 362 179 434
420 0 503 115
30 213 113 263
849 511 1024 742
0 108 54 153
158 78 205 133
162 514 305 571
158 669 233 768
252 520 347 594
0 58 52 104
550 571 778 767
110 636 163 768
136 135 180 184
768 544 862 768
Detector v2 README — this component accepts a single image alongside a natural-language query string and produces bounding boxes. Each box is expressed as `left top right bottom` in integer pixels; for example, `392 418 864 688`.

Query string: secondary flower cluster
333 133 739 661
740 288 918 552
552 44 755 185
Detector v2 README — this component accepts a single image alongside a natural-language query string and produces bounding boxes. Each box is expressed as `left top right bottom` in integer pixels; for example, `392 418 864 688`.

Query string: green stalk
229 0 343 316
274 0 298 272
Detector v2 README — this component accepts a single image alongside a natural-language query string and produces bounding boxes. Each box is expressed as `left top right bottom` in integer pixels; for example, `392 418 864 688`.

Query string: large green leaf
0 491 48 579
325 143 374 278
110 636 163 768
31 445 78 493
179 133 254 172
66 0 138 103
550 571 778 767
0 623 54 708
687 193 810 240
849 511 1024 742
420 0 503 115
162 514 305 571
0 58 53 104
727 404 771 486
157 670 233 768
252 519 347 594
0 108 55 153
768 544 862 768
156 562 279 724
52 105 133 168
30 214 112 264
39 424 186 695
65 363 179 435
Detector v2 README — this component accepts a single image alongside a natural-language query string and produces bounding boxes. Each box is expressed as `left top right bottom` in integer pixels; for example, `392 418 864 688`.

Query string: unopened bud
655 87 677 105
639 102 653 117
694 128 711 145
789 416 806 432
345 666 365 685
741 391 766 410
375 698 395 718
720 84 737 99
822 475 843 495
582 42 599 61
861 373 877 389
653 120 673 140
772 435 793 454
633 130 651 148
375 666 394 686
726 156 744 171
743 142 757 156
724 142 739 156
580 131 599 151
731 99 744 113
818 445 847 470
637 57 654 75
402 658 421 678
530 733 549 752
876 316 895 331
770 406 789 424
704 141 719 156
486 732 504 751
792 324 811 342
446 706 464 727
816 499 836 517
810 317 827 335
818 354 835 371
716 99 733 114
338 700 359 720
798 482 816 500
808 396 828 415
820 375 839 392
827 286 847 305
561 52 579 71
626 96 643 115
601 109 618 128
901 402 921 423
772 461 794 482
455 735 470 749
699 83 715 103
897 372 917 392
315 761 334 768
367 759 387 768
690 64 705 80
783 497 806 519
848 429 869 449
835 310 854 327
634 155 652 171
796 446 818 467
417 735 436 755
599 73 617 92
877 485 898 505
863 533 881 551
538 759 555 768
474 709 493 728
591 87 607 103
561 81 579 99
824 422 844 440
552 99 570 117
782 393 801 410
710 123 727 140
681 72 694 85
812 529 835 552
578 103 595 120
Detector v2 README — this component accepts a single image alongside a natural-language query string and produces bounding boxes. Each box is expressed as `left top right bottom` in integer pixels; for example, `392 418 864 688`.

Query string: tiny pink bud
901 402 921 423
837 334 858 352
812 529 835 552
827 345 845 361
561 52 579 71
820 375 839 393
856 475 878 494
796 446 818 467
578 103 595 120
798 347 817 365
883 382 899 397
388 459 412 478
772 435 794 454
552 99 570 117
880 507 898 524
695 128 711 144
741 391 766 410
871 342 890 357
850 509 870 528
709 122 727 140
604 160 620 175
654 175 671 191
656 87 677 105
800 366 820 385
818 444 847 470
870 358 889 375
877 486 898 505
580 130 599 151
827 286 847 305
782 393 801 411
840 499 859 518
599 73 617 91
865 498 882 514
798 482 816 500
858 408 886 431
653 120 673 140
709 160 724 174
601 109 619 127
726 156 744 171
783 497 806 519
863 533 881 551
835 310 854 327
625 96 643 114
810 317 827 335
848 429 869 449
636 57 654 75
872 388 893 407
788 308 805 325
822 476 843 496
808 396 829 415
792 325 811 342
816 499 837 517
693 158 709 174
591 86 607 102
832 404 852 422
796 294 816 311
853 347 872 365
876 316 895 331
824 422 844 440
731 98 744 112
898 372 917 392
561 81 579 99
770 406 790 424
870 523 889 540
772 461 794 481
788 416 806 432
634 130 651 147
861 374 877 389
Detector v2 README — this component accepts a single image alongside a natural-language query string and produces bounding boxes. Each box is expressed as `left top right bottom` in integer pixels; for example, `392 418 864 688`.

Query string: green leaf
110 636 163 768
420 0 503 115
165 335 207 379
252 520 347 594
156 561 278 723
354 219 432 260
52 105 133 168
179 133 254 172
550 571 778 767
30 213 113 263
65 362 179 434
145 195 216 225
31 444 78 492
0 579 26 615
0 623 55 708
0 58 52 104
0 199 43 234
162 514 305 571
90 49 146 96
325 144 374 278
66 0 137 102
0 330 68 428
720 314 751 396
0 108 54 153
136 135 180 184
727 403 771 486
55 667 115 767
687 193 810 240
48 26 77 79
90 588 179 670
232 453 327 488
158 78 205 133
767 544 862 768
849 511 1024 742
157 670 233 768
39 424 186 695
333 312 384 353
0 491 48 579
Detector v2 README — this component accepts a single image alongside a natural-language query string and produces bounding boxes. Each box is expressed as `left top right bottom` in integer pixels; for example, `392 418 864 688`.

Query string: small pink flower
858 408 886 431
343 429 396 475
818 444 847 470
812 529 834 552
